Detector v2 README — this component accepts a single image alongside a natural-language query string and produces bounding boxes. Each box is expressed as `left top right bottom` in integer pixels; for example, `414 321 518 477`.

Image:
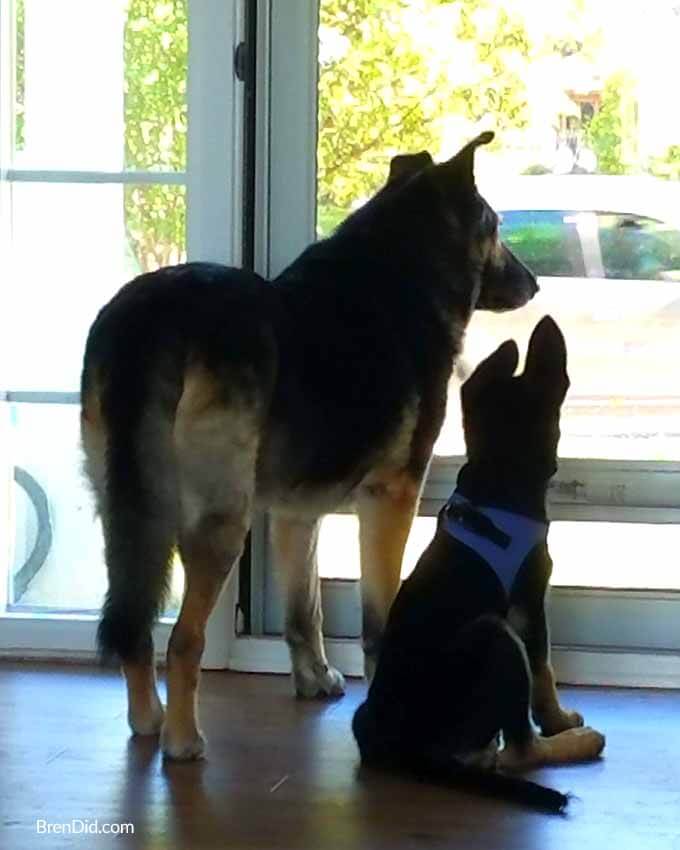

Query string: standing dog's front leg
357 472 423 680
271 513 345 699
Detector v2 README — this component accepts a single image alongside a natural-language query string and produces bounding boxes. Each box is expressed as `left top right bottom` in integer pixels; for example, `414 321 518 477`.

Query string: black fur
352 317 578 814
82 134 537 668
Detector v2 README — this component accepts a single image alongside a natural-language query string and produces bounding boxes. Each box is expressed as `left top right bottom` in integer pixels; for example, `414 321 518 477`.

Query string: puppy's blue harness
440 492 548 596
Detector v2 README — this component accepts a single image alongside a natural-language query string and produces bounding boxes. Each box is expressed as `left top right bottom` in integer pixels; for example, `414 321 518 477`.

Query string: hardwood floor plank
0 662 678 850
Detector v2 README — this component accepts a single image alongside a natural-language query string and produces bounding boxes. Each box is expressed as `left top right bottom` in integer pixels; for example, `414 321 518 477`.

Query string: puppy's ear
524 315 570 403
437 131 494 192
462 338 519 401
387 151 433 184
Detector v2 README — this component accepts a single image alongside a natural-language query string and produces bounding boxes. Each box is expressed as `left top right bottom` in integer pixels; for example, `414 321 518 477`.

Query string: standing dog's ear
524 315 570 403
462 338 519 403
438 131 495 191
388 151 434 184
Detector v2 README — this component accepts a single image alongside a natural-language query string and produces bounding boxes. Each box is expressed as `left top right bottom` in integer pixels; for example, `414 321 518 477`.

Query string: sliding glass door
247 0 680 685
0 0 245 664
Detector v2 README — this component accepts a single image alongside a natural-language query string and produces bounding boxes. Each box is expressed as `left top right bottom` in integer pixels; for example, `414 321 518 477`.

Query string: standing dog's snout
476 244 539 312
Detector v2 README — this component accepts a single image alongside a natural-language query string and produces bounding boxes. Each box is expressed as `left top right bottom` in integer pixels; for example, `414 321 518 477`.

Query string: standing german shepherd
81 132 537 760
352 317 605 812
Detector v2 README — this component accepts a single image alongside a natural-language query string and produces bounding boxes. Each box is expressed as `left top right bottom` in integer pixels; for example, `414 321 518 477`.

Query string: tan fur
357 469 424 679
175 367 258 535
270 514 345 697
356 400 424 632
80 382 107 507
357 469 423 613
499 726 605 769
489 233 506 269
124 649 164 736
469 231 503 270
505 606 584 735
156 367 259 758
162 567 228 760
532 662 584 736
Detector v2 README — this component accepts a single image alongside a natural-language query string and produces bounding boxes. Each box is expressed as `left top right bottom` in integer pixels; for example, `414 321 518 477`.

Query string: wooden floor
1 662 679 850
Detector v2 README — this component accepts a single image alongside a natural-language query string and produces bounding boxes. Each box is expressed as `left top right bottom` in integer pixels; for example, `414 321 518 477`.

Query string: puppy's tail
434 761 568 813
403 754 569 814
353 719 568 815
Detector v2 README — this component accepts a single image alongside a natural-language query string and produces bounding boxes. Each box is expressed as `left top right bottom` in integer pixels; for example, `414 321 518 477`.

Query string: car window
597 213 680 281
499 210 586 278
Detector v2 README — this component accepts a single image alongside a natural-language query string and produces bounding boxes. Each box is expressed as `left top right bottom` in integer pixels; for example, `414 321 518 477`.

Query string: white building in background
635 4 680 161
467 0 680 178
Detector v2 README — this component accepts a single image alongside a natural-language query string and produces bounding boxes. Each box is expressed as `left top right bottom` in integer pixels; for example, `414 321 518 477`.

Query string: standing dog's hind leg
124 636 165 735
162 375 258 760
162 511 248 760
271 514 345 699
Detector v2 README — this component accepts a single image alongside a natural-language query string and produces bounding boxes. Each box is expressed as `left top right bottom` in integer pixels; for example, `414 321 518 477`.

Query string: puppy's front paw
161 723 206 761
294 662 345 699
500 726 605 769
544 725 606 763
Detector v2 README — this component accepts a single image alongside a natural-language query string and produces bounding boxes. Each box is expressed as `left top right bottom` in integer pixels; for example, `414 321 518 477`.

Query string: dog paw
538 726 606 765
128 696 165 736
500 726 605 770
160 724 206 761
294 662 346 699
540 708 584 737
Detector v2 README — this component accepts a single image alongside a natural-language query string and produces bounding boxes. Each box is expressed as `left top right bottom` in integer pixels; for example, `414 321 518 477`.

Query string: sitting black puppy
352 316 605 813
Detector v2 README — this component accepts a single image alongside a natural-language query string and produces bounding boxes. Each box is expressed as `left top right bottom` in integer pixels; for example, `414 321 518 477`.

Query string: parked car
465 175 680 399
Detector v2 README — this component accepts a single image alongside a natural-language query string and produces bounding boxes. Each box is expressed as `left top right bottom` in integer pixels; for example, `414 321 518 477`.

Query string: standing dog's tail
95 409 176 663
81 310 179 663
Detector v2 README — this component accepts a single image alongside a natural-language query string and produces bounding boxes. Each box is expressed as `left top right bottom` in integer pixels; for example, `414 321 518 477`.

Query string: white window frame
230 0 680 689
0 0 246 667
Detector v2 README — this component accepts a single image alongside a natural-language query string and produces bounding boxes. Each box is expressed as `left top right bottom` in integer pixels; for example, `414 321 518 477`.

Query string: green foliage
649 144 680 181
585 73 628 175
14 0 25 150
123 0 187 271
317 0 531 234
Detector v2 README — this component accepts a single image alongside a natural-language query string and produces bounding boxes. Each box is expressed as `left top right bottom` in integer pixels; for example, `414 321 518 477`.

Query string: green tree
649 145 680 181
123 0 187 271
14 0 25 150
585 72 630 175
317 0 531 235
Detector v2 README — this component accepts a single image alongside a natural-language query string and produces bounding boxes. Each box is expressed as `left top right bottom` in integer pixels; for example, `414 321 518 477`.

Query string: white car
466 175 680 398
